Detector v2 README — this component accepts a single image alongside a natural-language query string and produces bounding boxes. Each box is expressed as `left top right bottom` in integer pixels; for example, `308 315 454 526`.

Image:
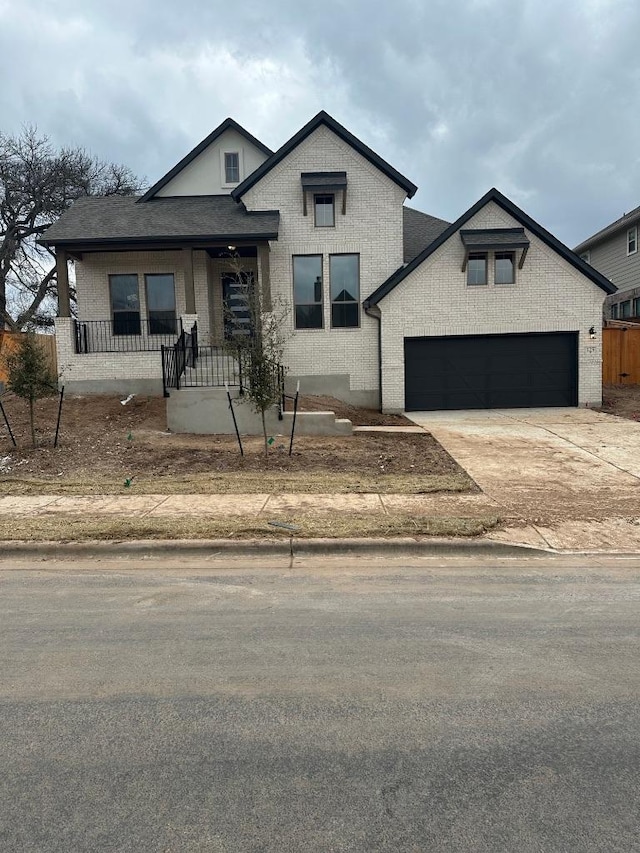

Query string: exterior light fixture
589 326 596 340
227 245 236 251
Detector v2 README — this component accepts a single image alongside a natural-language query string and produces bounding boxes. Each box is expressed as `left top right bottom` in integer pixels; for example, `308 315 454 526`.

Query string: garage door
404 332 578 411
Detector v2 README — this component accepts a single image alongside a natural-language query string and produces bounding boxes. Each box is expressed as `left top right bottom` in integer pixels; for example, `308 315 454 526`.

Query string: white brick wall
379 201 606 411
242 125 407 396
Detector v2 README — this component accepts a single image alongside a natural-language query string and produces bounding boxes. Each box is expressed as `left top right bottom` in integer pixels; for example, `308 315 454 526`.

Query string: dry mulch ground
0 393 473 495
598 384 640 421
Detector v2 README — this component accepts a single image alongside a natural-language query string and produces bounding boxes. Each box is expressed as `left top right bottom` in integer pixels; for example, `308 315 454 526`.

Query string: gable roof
403 207 450 263
39 195 279 247
231 110 418 201
574 203 640 253
138 118 273 203
365 187 616 306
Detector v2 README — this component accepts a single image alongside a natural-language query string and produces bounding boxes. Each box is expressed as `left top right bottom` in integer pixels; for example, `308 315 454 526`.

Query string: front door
222 273 253 340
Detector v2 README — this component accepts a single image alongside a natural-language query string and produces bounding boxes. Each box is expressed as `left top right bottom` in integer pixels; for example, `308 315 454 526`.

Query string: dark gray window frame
467 252 488 286
314 194 335 227
293 254 324 330
329 253 360 329
494 251 516 285
109 273 140 336
144 273 177 335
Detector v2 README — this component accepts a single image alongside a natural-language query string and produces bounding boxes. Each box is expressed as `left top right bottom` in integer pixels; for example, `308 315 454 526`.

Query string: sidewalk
2 492 640 553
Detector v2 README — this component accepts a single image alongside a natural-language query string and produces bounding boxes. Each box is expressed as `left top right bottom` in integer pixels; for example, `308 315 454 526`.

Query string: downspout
364 301 383 412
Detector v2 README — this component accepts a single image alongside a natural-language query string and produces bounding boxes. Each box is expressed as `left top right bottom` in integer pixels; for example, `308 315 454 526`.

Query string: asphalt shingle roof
574 203 640 253
403 206 450 263
39 195 280 246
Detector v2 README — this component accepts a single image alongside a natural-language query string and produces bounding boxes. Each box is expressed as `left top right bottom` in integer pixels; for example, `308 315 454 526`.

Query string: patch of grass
0 471 474 496
0 512 500 541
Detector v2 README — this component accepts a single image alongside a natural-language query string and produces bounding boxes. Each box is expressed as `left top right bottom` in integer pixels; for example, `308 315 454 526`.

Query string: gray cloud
2 0 639 245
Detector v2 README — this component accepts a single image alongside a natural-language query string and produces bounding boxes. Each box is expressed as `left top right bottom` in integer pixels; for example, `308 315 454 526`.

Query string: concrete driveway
407 408 640 549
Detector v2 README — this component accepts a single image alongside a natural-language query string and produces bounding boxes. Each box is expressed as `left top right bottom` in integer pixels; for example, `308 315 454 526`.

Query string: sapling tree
5 333 57 447
223 254 289 456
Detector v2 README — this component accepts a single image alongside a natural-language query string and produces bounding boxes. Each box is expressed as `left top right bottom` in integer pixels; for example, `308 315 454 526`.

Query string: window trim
144 272 177 335
627 226 638 256
314 193 335 228
467 252 488 286
109 273 141 336
221 150 243 187
293 254 324 330
494 251 516 285
329 253 360 329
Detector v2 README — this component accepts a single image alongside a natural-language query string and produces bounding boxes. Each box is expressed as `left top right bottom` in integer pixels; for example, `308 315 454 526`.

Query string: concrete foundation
60 378 164 396
285 374 379 409
166 387 352 435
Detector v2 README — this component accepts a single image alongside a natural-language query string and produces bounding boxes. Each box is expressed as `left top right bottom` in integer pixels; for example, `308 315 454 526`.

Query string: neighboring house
40 111 614 422
574 206 640 320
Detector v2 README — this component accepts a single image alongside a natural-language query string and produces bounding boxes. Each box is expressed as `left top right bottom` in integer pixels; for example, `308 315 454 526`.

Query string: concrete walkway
2 489 640 552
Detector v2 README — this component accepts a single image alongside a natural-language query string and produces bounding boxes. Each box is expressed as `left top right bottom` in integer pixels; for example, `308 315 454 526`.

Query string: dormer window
314 194 335 227
224 152 240 184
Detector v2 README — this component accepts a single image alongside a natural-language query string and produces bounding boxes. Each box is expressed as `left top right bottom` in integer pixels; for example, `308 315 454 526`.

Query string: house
40 111 615 428
574 206 640 321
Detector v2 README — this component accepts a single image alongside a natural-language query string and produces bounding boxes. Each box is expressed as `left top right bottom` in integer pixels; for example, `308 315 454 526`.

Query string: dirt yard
599 384 640 421
0 393 472 495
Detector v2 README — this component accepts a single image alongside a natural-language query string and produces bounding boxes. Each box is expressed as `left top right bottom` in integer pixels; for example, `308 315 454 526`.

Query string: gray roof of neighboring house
39 195 280 246
403 207 450 263
574 203 640 253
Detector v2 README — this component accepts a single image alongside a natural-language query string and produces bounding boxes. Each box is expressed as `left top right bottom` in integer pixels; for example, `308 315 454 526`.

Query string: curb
0 536 553 560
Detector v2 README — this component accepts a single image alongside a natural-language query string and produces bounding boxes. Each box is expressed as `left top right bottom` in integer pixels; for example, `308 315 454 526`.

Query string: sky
2 0 639 247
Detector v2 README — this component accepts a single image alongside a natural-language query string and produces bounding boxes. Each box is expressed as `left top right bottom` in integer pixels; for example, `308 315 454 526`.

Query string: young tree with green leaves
223 254 289 456
5 333 57 447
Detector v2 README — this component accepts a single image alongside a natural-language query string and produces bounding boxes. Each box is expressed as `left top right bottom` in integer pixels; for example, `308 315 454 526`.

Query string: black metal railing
161 332 285 407
74 318 182 353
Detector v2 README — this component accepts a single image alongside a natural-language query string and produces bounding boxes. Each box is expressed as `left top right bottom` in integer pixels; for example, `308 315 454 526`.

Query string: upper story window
620 300 632 319
467 253 488 286
224 152 240 184
634 298 640 317
330 254 359 328
314 194 335 227
293 255 323 329
627 226 637 256
495 252 515 285
145 273 177 335
109 274 140 336
610 303 619 319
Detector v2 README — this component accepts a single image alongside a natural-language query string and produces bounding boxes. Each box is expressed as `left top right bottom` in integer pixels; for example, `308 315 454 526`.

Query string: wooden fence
602 327 640 384
0 332 58 387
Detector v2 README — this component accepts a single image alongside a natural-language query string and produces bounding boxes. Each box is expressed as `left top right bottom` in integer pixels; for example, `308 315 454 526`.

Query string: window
224 152 240 184
610 303 619 319
109 274 140 335
314 194 335 227
293 255 323 329
330 254 359 328
467 253 487 286
495 252 515 285
145 273 176 334
634 298 640 317
620 300 632 319
627 226 637 256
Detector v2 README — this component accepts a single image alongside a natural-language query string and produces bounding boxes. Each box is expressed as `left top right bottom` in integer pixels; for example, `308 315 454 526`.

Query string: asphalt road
1 554 639 852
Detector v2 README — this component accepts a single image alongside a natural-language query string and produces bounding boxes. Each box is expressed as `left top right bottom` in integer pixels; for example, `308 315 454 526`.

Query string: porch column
56 248 71 318
257 243 272 311
183 248 196 314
